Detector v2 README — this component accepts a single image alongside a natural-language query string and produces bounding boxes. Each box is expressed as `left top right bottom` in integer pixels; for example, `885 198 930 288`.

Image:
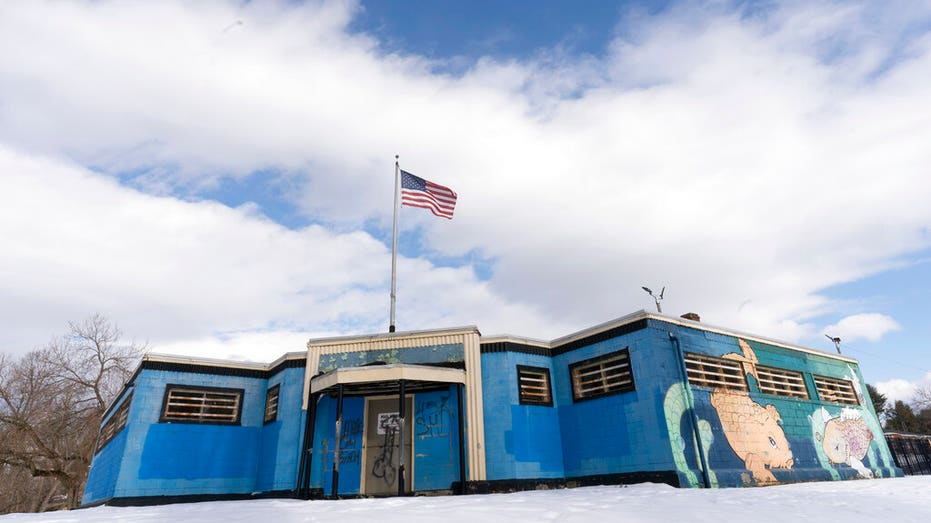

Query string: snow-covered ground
4 477 930 523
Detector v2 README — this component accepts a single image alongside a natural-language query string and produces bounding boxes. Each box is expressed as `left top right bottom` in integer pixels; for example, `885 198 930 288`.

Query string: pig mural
812 407 874 478
709 339 794 484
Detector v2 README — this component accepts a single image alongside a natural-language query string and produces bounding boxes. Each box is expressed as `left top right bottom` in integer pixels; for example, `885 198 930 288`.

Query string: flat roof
139 310 856 370
141 350 307 371
484 310 858 364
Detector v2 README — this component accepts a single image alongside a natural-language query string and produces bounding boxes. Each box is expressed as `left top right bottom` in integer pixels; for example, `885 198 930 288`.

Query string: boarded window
757 366 809 399
160 385 243 424
684 353 748 391
517 365 552 406
97 393 132 453
814 375 859 405
264 384 280 423
570 349 635 401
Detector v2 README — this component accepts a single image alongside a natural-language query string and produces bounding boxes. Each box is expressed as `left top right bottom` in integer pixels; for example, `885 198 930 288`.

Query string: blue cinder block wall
481 352 564 481
84 369 280 504
480 325 683 484
413 387 462 491
255 366 306 492
479 317 899 488
83 390 135 504
108 370 268 499
84 313 901 505
658 320 901 487
552 324 680 479
309 395 365 496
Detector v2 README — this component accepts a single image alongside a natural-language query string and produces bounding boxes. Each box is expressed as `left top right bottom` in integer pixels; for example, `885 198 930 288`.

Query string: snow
3 478 930 523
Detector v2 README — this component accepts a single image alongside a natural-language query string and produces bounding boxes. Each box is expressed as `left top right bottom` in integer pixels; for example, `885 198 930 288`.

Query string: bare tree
914 384 931 411
0 465 62 513
0 314 143 512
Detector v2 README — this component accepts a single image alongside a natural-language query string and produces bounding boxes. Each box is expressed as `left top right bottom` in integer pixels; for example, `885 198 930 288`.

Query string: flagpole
389 155 400 333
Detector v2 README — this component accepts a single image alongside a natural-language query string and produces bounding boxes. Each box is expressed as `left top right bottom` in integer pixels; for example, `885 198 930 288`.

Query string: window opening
570 349 635 401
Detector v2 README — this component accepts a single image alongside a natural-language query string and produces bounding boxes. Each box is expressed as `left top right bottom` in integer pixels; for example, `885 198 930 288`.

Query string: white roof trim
478 334 551 347
483 310 858 364
307 325 481 348
141 351 306 371
639 312 860 364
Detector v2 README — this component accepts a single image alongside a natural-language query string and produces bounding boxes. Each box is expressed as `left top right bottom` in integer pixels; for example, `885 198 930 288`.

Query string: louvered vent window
517 366 553 406
814 375 860 405
161 385 243 424
97 393 132 453
757 366 809 399
570 349 635 401
264 384 280 423
684 353 748 391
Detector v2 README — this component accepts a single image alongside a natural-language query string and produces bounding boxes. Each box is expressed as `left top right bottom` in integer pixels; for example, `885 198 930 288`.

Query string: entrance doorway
363 396 413 495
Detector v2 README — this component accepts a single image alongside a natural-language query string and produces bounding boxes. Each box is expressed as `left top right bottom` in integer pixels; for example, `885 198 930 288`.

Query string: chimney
680 312 700 322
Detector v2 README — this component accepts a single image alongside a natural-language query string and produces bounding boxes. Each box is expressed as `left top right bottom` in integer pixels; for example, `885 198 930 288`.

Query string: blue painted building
83 311 902 506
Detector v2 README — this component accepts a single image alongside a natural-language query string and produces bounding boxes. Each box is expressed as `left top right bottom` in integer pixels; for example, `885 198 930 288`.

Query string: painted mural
710 340 794 484
663 337 902 487
663 382 717 488
710 391 794 483
809 407 876 478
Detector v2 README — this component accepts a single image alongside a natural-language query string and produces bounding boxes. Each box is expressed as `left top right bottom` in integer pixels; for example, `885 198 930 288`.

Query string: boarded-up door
364 396 413 495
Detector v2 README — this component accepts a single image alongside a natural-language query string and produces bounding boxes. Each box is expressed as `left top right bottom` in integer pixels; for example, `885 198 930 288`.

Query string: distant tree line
866 383 931 434
0 315 142 514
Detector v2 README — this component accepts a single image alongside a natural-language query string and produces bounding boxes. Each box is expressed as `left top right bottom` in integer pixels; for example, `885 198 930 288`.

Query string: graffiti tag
415 395 452 438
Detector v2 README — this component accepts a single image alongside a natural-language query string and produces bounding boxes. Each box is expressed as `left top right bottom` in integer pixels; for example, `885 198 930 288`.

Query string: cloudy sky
1 0 929 403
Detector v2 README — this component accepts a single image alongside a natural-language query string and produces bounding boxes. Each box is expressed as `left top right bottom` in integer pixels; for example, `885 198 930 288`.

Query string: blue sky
351 0 631 62
1 0 930 404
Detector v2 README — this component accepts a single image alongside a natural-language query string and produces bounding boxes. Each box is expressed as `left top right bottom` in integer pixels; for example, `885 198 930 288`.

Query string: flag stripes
400 169 457 219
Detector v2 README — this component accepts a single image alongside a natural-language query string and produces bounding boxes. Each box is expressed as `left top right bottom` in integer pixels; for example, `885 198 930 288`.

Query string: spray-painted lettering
415 395 452 438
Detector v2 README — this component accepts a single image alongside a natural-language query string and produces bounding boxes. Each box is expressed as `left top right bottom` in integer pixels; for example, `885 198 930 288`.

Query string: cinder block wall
109 370 268 499
255 366 306 492
661 321 902 487
552 324 680 479
481 351 564 481
84 390 135 504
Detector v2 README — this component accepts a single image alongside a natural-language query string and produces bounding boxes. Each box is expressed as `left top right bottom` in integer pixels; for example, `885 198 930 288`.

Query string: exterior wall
480 316 901 488
255 367 306 492
84 313 903 506
552 325 679 479
659 319 902 487
413 387 462 491
481 352 564 481
308 388 462 495
84 390 135 504
309 394 365 496
110 369 269 499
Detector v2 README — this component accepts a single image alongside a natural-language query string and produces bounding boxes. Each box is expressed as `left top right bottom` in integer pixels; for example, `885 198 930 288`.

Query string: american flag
400 170 457 219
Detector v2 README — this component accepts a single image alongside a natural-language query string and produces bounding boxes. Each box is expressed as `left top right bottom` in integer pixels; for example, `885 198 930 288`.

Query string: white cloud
1 0 931 373
875 374 931 406
0 145 565 358
823 313 902 343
